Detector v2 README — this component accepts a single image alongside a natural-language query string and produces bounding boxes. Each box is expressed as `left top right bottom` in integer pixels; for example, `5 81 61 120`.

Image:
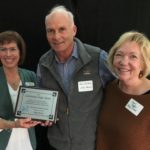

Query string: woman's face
0 41 20 69
113 41 144 82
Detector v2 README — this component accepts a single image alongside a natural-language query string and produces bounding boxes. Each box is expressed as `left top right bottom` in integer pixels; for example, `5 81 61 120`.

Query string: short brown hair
0 30 26 65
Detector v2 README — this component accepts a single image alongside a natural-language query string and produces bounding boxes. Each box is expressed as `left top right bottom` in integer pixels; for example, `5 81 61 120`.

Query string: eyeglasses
0 47 18 51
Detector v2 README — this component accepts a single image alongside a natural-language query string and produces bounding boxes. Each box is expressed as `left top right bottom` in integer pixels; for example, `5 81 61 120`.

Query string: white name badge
78 80 93 92
25 82 35 86
125 98 144 116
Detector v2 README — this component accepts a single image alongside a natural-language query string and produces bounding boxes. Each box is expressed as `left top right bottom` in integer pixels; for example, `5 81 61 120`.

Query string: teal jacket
0 67 37 150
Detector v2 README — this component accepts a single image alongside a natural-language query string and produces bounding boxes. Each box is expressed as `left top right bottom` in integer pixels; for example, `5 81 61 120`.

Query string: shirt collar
55 42 78 63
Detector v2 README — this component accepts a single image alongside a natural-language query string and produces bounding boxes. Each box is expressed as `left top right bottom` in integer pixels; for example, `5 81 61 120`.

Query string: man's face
45 13 77 56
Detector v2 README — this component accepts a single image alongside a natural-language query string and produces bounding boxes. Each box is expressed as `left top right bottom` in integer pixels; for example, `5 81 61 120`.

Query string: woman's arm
0 118 16 129
0 118 40 129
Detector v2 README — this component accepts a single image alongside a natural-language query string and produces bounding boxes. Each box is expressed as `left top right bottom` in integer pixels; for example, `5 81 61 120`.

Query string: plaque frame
15 86 59 122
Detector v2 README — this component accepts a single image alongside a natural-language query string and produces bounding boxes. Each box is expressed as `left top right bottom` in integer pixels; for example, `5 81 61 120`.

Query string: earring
139 71 143 78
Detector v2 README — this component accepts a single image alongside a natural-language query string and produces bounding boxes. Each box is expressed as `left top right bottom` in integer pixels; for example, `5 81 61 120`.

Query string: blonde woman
96 31 150 150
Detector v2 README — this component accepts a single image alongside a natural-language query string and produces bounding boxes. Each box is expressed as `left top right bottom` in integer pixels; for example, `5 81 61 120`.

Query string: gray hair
45 5 75 26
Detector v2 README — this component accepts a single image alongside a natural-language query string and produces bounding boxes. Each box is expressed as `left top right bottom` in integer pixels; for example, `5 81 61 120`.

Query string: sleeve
99 50 116 87
30 71 37 83
36 64 42 87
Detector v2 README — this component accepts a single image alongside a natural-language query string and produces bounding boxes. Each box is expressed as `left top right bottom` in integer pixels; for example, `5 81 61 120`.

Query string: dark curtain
1 0 150 70
1 0 150 149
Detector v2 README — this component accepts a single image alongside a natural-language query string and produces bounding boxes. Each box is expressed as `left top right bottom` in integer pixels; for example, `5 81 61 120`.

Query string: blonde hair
108 31 150 77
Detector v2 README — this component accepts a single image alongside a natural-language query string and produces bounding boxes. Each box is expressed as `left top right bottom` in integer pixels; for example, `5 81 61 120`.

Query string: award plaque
15 86 59 122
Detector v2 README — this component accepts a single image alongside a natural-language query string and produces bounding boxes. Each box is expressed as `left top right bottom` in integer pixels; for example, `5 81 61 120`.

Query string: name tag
78 80 93 92
25 82 35 86
125 98 144 116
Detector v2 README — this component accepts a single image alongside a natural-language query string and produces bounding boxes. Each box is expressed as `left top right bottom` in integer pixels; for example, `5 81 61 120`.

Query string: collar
54 42 78 63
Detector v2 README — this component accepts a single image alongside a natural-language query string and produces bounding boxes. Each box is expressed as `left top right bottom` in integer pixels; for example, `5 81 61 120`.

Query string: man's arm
99 50 116 87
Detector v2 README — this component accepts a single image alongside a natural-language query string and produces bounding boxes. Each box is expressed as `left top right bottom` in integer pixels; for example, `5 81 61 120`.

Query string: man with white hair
37 5 114 150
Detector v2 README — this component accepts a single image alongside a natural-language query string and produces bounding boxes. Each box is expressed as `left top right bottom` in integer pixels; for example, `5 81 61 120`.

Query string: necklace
8 76 20 90
4 68 21 90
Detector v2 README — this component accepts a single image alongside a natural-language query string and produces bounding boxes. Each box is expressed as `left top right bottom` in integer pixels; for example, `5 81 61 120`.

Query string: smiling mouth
53 41 64 45
119 68 130 72
4 58 15 63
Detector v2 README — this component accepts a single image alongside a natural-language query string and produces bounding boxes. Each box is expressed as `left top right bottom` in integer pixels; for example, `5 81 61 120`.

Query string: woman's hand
14 118 41 128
